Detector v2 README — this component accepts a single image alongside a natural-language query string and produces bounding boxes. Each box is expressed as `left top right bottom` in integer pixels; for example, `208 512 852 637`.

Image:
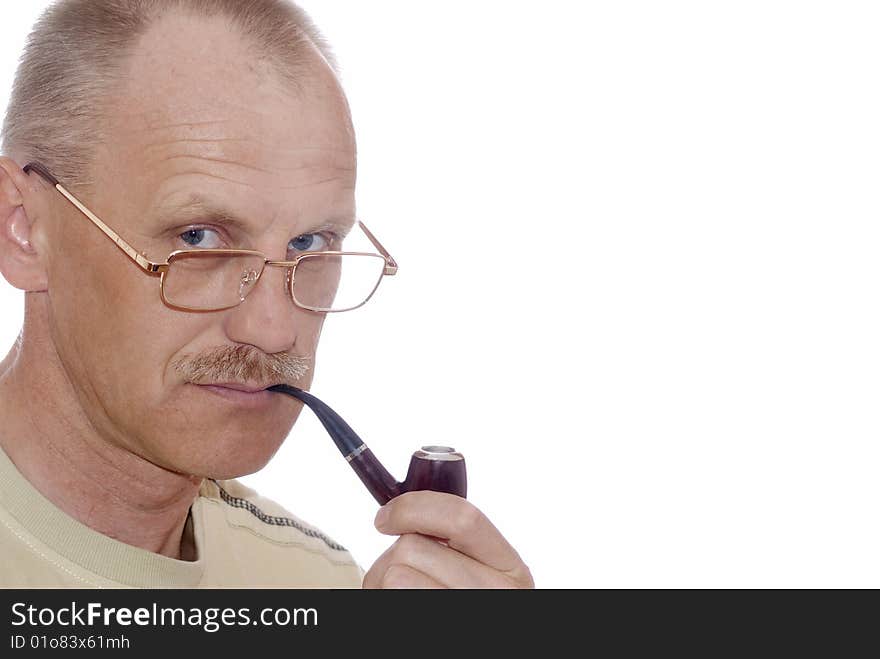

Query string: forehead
93 12 356 223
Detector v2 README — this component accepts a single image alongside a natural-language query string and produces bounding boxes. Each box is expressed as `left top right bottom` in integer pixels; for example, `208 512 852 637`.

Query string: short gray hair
1 0 336 189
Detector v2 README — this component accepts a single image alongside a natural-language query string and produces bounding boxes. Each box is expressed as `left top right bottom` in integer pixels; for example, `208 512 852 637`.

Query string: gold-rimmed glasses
23 162 398 313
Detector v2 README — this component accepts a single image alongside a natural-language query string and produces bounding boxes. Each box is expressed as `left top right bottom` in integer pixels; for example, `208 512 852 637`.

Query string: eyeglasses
22 162 397 313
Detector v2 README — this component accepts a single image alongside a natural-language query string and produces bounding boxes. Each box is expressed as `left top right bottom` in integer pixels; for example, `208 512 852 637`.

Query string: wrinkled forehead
91 12 356 216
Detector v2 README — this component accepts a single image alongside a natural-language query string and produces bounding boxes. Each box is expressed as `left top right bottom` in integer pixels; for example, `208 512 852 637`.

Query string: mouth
192 382 279 407
203 382 273 393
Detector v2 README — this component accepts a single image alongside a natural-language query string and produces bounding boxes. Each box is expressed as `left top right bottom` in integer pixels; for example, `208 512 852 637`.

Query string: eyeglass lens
162 252 386 312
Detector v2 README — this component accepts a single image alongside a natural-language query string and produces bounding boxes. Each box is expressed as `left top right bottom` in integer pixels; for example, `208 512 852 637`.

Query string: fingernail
374 505 390 529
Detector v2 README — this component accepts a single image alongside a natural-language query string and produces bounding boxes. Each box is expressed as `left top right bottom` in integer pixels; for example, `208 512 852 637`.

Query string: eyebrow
156 193 355 237
157 194 253 233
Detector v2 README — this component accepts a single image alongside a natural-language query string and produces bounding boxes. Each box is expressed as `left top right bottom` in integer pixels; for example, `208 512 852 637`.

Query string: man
0 0 533 588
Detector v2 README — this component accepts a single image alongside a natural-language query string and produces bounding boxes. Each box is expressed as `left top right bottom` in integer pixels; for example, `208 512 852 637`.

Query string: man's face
38 14 357 479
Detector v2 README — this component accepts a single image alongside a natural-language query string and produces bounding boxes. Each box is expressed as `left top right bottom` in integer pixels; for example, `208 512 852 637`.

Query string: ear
0 156 49 292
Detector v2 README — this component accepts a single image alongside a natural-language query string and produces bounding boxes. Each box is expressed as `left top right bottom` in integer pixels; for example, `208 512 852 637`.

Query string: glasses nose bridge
241 258 295 304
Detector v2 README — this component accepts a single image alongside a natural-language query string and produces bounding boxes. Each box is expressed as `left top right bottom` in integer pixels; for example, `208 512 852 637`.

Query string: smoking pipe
268 385 467 506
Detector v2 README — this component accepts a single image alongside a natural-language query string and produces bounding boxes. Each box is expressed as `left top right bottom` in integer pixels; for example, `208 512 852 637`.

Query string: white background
1 1 879 588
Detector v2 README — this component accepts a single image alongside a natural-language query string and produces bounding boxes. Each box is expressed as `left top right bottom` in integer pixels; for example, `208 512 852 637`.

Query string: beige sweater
0 446 363 588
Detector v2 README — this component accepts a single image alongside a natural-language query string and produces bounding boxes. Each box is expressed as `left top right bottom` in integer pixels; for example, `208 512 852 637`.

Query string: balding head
2 0 337 190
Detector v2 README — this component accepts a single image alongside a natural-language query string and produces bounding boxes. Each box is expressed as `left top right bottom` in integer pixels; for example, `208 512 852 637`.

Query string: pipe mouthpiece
267 384 363 456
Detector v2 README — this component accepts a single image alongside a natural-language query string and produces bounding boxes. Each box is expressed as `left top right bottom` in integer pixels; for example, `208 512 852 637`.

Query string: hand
362 491 534 589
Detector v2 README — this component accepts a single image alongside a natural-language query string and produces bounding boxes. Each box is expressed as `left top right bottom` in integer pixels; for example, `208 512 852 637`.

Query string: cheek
47 205 155 321
299 313 326 350
46 233 173 404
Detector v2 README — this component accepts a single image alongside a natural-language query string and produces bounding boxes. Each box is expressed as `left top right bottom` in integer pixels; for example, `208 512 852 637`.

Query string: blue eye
181 229 207 246
290 233 330 252
178 228 224 249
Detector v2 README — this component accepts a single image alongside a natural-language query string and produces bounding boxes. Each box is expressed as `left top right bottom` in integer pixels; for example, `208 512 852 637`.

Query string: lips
190 382 281 408
201 382 271 393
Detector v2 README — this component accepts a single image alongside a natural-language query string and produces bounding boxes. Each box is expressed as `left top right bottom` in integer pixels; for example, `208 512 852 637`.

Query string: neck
0 297 200 560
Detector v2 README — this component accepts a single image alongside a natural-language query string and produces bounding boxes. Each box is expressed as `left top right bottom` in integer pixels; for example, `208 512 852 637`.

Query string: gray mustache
171 345 311 386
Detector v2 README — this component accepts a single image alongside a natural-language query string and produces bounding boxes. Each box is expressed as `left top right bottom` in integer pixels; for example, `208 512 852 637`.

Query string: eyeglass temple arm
358 220 398 276
22 162 164 274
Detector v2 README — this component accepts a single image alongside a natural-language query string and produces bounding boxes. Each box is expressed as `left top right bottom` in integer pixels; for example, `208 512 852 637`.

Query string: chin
198 451 278 481
159 424 289 482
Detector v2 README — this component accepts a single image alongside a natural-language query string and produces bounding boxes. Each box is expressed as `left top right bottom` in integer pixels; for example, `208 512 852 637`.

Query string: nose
222 263 314 355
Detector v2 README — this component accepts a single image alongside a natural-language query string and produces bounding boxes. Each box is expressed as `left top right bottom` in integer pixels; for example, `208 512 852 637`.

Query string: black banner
0 589 874 653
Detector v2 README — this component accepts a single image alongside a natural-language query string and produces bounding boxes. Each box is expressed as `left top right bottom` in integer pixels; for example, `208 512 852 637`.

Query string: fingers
363 557 445 589
363 533 523 589
374 491 533 585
